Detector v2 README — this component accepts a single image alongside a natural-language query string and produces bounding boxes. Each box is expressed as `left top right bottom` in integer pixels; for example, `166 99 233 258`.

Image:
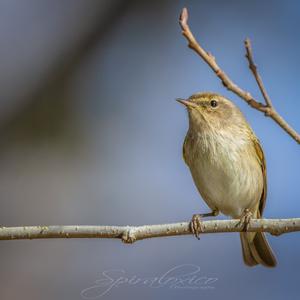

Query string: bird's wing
253 138 267 216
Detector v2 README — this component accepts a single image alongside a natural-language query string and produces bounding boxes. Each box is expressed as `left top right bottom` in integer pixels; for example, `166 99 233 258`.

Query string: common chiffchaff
178 92 276 267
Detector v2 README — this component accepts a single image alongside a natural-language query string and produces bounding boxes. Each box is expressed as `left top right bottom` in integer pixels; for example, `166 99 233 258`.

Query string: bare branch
0 218 299 243
244 38 273 108
179 7 300 144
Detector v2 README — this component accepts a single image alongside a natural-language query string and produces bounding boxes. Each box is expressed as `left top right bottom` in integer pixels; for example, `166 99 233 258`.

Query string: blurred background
0 0 299 299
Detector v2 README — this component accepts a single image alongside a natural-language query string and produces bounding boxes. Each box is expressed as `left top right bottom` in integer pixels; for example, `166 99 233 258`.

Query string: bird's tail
240 231 277 267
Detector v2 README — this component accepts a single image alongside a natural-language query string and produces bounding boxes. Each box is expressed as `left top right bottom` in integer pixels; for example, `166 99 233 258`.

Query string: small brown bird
177 92 276 267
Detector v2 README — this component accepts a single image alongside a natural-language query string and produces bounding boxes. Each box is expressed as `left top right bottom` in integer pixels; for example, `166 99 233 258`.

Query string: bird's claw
190 214 204 240
237 209 252 231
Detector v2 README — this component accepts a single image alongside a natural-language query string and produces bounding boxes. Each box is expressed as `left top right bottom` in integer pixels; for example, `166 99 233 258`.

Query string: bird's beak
176 98 197 109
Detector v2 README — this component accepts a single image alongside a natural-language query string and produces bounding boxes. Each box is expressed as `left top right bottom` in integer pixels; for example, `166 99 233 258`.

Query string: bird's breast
184 130 263 218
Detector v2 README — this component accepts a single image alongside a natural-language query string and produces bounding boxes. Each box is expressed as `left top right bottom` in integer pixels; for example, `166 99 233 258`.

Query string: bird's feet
190 214 204 240
190 210 219 240
237 209 252 231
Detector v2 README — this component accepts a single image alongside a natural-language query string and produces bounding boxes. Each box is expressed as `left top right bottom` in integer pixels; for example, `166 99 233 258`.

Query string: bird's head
177 92 246 132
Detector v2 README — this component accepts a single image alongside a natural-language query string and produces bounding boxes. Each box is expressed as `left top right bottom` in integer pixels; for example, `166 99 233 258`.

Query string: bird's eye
210 100 218 108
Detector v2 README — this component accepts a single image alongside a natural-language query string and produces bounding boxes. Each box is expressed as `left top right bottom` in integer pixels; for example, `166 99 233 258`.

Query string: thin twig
0 218 299 243
179 7 300 144
244 38 273 108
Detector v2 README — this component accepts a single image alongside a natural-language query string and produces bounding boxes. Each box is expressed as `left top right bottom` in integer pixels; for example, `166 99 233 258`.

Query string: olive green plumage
178 92 276 267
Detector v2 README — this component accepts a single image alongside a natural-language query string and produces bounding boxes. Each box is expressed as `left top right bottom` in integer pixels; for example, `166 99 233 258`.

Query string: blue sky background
0 1 299 299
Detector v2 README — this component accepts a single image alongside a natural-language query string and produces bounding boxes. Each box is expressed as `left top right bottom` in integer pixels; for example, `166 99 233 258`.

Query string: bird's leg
236 208 252 231
190 210 219 240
